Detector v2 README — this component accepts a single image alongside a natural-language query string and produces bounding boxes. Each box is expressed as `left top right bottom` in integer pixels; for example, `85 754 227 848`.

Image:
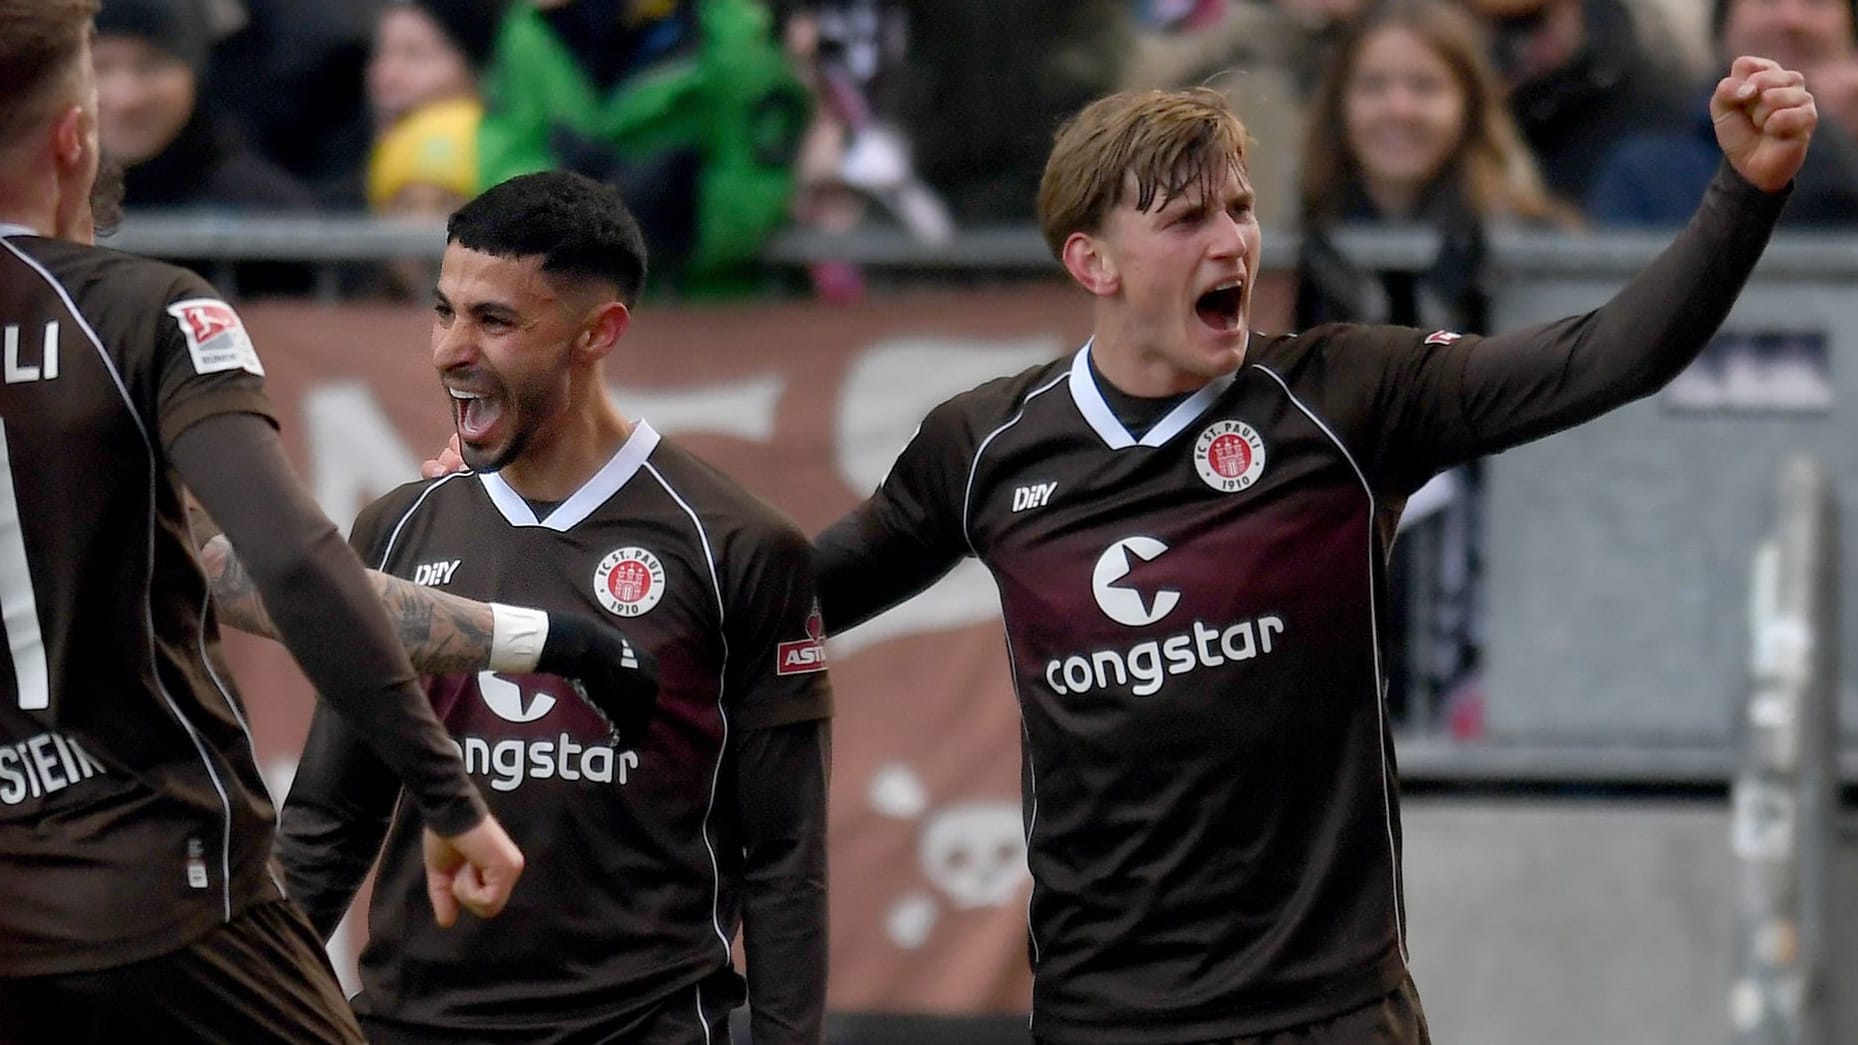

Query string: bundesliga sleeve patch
166 298 265 377
776 603 828 675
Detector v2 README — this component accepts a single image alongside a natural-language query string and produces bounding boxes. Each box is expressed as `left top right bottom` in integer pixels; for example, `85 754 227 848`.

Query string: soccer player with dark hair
0 2 541 1041
807 61 1818 1044
277 169 834 1045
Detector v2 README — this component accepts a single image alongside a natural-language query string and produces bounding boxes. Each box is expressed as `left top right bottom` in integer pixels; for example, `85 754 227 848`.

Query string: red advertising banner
228 277 1291 1013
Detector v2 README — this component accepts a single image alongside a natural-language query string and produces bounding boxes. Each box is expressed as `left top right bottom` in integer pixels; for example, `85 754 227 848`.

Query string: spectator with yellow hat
367 98 480 213
365 0 506 292
366 0 506 211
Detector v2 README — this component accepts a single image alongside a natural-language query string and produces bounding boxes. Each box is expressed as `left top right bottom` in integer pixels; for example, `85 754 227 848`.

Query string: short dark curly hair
447 171 649 305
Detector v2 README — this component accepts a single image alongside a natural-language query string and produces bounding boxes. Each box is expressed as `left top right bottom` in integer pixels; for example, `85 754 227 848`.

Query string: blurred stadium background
90 0 1858 1040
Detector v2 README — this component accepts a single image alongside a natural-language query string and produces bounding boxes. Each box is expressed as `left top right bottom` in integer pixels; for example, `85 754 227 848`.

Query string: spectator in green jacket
478 0 810 296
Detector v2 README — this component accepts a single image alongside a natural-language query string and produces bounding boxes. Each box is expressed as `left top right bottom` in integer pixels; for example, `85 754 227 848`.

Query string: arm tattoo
378 578 498 675
201 535 277 638
203 536 499 674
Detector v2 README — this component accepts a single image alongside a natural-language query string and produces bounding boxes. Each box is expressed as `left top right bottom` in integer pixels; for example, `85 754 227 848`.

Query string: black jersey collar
478 420 661 531
1068 342 1238 449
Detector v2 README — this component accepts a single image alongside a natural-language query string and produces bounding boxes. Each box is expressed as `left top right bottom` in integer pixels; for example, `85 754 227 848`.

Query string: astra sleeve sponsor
778 602 829 675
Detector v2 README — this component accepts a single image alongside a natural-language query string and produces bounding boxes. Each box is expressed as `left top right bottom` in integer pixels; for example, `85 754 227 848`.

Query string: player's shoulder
643 437 809 546
924 354 1073 435
8 236 215 307
352 472 479 546
1247 323 1439 378
1252 322 1413 356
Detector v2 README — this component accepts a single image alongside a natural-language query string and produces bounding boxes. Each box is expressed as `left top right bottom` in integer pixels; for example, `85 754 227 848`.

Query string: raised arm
1395 58 1816 473
809 390 981 635
812 504 963 635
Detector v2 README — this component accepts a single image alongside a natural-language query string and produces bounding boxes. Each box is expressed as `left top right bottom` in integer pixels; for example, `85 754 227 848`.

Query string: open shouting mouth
449 385 504 444
1195 277 1245 333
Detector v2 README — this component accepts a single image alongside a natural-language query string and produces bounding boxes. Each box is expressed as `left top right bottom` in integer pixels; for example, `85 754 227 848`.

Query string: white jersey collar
0 223 40 238
479 420 661 531
1067 341 1238 450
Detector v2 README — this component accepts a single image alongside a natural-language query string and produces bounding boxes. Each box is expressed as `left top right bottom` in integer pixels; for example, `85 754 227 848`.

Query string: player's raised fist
1712 55 1817 192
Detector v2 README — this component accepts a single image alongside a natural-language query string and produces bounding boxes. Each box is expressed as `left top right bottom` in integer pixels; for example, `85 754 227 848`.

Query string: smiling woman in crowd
1293 0 1571 727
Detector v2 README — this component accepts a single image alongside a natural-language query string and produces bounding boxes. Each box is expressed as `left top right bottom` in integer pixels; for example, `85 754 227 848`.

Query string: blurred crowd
94 0 1858 299
95 0 1858 729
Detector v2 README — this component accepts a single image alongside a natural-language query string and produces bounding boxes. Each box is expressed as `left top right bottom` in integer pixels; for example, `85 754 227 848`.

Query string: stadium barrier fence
1730 456 1840 1044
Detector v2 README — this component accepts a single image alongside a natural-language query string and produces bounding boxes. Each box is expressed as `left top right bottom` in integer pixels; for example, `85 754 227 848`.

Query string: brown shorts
355 966 745 1045
1037 975 1432 1045
0 900 363 1044
1227 976 1430 1045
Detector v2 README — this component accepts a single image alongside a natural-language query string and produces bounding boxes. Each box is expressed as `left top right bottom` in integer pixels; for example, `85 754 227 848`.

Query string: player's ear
50 104 91 173
1061 230 1120 297
576 301 630 362
49 103 100 242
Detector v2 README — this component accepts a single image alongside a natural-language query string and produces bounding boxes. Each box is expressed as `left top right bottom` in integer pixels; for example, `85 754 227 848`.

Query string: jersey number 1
0 423 48 709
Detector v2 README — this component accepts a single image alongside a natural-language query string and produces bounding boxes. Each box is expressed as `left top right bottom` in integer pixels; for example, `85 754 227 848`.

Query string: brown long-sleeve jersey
813 162 1787 1042
279 424 833 1042
0 231 482 977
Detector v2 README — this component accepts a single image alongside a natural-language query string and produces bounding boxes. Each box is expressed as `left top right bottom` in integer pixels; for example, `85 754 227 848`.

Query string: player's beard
455 372 565 474
89 152 126 237
459 419 532 474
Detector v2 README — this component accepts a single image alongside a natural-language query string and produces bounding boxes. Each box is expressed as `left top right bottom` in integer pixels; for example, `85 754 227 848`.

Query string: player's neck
497 395 633 502
0 155 71 239
0 189 56 239
1088 329 1224 399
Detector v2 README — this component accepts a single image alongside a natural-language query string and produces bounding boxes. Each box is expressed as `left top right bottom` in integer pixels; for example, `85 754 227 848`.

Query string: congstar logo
1092 537 1180 627
479 671 555 722
456 673 636 791
1050 536 1286 698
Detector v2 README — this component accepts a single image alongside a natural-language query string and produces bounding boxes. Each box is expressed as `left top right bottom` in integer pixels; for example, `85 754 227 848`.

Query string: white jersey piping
2 238 242 919
643 460 736 967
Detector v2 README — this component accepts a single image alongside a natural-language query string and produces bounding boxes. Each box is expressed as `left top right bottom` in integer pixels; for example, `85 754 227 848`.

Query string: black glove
535 613 660 747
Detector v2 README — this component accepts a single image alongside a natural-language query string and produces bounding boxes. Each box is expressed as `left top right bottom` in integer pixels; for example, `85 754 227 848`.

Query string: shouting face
1082 163 1261 396
430 245 586 473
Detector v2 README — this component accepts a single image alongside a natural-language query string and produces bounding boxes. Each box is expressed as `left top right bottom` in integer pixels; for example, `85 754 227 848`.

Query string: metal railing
99 212 1858 276
1729 456 1840 1044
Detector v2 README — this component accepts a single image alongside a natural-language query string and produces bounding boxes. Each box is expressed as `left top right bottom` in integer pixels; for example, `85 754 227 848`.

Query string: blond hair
1037 86 1251 260
0 0 98 150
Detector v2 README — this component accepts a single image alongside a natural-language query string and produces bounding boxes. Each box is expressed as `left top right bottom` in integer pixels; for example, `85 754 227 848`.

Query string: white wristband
488 603 550 673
